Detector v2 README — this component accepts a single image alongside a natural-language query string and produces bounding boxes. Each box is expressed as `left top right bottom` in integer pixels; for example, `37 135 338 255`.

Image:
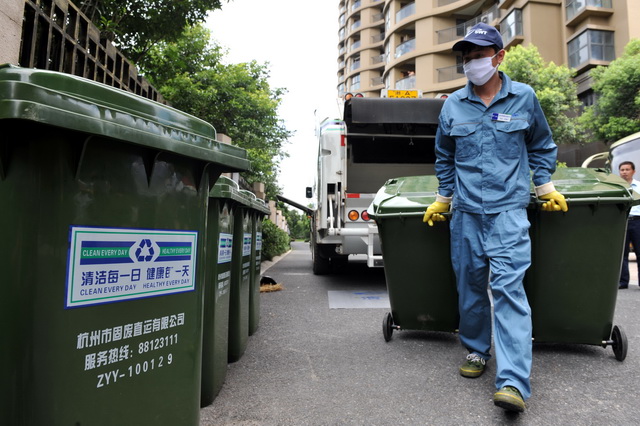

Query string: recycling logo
135 239 155 262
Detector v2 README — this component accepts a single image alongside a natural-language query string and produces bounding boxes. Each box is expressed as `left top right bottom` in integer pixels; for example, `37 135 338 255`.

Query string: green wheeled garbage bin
0 65 249 426
201 176 246 407
368 175 459 342
525 167 636 361
227 189 255 362
248 197 271 336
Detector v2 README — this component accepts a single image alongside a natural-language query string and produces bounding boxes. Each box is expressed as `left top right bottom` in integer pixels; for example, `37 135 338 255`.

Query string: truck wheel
312 242 331 275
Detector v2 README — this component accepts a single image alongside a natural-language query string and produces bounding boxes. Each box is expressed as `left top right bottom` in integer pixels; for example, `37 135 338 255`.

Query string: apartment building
337 0 640 104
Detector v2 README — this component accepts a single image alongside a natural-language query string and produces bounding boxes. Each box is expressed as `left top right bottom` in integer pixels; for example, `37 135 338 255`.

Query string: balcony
437 64 464 82
350 60 361 71
351 40 362 51
351 20 361 32
566 0 614 27
568 29 615 70
396 2 415 24
371 54 386 64
436 4 500 45
371 33 385 43
396 75 416 90
395 38 416 59
371 76 384 86
500 9 523 47
352 0 362 11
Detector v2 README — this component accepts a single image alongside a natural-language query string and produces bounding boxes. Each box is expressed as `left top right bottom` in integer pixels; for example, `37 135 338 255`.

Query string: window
500 9 523 45
350 56 361 71
578 90 595 108
351 74 361 91
566 0 612 21
455 19 466 37
568 29 614 68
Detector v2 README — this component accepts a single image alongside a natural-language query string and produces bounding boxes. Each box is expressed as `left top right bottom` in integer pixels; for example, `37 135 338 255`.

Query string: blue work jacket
435 72 557 214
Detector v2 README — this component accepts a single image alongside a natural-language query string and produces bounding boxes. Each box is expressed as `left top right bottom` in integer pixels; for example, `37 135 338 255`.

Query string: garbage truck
306 94 444 274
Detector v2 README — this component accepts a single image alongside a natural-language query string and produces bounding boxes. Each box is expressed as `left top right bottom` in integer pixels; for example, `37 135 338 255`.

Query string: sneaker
459 353 486 378
494 386 526 412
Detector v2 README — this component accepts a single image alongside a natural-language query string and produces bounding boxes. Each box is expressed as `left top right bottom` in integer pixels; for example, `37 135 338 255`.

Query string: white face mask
463 53 498 86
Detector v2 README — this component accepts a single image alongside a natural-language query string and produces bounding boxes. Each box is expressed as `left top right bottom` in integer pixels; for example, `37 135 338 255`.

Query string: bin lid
531 167 635 206
210 176 247 204
368 175 440 219
251 198 271 216
0 64 249 171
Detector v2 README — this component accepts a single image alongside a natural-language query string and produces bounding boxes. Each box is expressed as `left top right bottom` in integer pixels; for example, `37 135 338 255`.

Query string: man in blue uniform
422 23 568 412
618 161 640 289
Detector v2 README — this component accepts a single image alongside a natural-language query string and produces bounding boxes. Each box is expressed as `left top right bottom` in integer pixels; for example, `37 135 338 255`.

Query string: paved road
200 242 640 425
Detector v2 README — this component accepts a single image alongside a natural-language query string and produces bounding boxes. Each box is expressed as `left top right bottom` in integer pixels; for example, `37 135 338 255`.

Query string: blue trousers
450 209 532 400
620 218 640 287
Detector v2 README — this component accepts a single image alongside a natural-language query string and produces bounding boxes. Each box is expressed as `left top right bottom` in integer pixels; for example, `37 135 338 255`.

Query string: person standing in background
618 161 640 289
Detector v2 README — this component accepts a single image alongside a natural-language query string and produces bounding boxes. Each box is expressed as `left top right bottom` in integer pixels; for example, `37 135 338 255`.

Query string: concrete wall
0 0 24 65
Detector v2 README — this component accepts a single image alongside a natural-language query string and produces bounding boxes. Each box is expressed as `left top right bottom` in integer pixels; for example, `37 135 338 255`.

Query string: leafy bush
261 219 290 261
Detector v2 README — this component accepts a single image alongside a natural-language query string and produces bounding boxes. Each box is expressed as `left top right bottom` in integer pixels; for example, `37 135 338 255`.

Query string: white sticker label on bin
218 233 233 264
243 233 252 256
256 232 262 251
65 226 198 308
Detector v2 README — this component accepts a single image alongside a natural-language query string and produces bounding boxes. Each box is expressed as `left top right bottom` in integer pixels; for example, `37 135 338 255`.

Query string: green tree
142 25 292 196
71 0 225 63
281 205 311 240
579 39 640 143
501 44 583 144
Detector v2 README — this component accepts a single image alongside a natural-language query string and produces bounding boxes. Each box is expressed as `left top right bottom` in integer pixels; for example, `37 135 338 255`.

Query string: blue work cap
452 23 504 52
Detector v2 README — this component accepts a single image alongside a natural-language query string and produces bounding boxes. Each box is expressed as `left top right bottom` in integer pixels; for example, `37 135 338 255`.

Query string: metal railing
437 64 464 82
395 38 416 59
20 0 164 103
395 75 416 89
371 33 385 43
396 2 416 23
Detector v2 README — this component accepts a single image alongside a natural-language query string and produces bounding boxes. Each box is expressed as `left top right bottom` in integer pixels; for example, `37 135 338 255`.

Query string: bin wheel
611 325 628 362
383 312 394 342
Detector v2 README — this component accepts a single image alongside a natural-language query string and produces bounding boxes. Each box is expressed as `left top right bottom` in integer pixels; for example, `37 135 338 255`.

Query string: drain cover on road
328 290 390 309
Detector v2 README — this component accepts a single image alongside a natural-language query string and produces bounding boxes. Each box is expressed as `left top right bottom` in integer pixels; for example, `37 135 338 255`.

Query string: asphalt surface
200 242 640 425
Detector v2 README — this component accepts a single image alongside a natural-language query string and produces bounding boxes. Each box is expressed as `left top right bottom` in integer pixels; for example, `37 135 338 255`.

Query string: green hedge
261 219 290 261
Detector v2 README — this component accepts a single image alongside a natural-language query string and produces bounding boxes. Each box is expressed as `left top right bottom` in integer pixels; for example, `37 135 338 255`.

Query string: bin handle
532 196 632 207
371 211 451 219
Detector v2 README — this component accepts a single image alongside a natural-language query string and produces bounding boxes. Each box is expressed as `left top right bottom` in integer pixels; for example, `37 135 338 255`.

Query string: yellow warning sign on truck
385 90 420 98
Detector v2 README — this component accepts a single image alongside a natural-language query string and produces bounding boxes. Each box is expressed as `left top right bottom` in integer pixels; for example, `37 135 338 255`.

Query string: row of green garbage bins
369 169 635 362
0 65 269 425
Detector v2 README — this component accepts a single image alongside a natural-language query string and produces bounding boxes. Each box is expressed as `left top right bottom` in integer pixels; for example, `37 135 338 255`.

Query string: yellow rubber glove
422 201 450 226
539 191 568 212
